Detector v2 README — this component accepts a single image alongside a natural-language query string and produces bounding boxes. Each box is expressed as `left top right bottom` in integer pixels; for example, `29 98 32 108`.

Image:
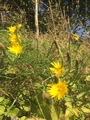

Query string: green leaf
23 106 30 112
77 92 85 99
65 108 74 118
3 98 11 106
65 101 72 108
0 97 4 102
20 100 30 112
7 107 20 117
25 117 46 120
0 105 5 115
50 105 58 120
0 115 3 120
19 116 27 120
35 83 43 88
86 75 90 81
81 106 90 113
72 107 79 117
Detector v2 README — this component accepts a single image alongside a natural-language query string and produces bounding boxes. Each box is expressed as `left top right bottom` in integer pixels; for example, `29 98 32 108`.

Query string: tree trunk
35 0 39 39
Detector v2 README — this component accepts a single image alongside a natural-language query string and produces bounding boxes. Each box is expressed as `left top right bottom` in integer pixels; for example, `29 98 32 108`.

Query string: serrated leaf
7 107 20 117
0 97 4 102
65 108 74 118
65 102 72 108
72 107 79 117
81 106 90 113
0 105 5 115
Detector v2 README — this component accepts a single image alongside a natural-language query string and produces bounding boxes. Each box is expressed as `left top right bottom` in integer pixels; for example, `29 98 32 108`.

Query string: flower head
8 43 23 55
50 62 64 77
47 81 68 100
72 33 79 41
17 24 22 29
8 26 16 33
9 33 18 43
9 33 22 43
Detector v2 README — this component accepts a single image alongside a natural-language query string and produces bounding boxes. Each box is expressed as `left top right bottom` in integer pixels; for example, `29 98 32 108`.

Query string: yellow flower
50 62 64 77
8 43 23 55
17 24 22 29
8 26 16 33
9 33 18 43
9 33 22 43
72 33 79 40
47 81 68 100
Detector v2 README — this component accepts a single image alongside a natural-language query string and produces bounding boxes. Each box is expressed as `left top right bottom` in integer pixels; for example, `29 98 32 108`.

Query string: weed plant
0 2 90 120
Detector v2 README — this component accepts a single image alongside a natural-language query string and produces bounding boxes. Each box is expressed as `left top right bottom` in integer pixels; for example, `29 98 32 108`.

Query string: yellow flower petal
9 33 22 43
72 33 79 41
8 26 16 33
47 81 68 100
9 33 18 43
8 43 23 55
17 24 22 29
50 62 64 77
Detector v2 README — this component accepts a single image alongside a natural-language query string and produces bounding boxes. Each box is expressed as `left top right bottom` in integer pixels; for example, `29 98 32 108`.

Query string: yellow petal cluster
8 43 23 55
50 62 64 77
17 24 22 29
9 33 18 43
72 33 79 41
9 33 22 43
7 24 23 55
47 81 68 100
8 24 22 33
8 26 16 33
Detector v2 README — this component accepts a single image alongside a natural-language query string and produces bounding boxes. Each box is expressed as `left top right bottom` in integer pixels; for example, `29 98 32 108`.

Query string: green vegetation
0 1 90 120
